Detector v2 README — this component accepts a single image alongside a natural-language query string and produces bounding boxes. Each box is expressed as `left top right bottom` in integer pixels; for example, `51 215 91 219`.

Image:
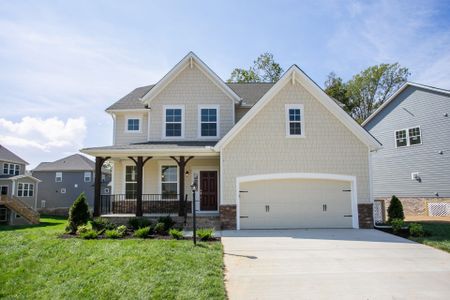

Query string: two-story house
32 154 111 215
81 52 381 230
0 145 40 225
363 82 450 219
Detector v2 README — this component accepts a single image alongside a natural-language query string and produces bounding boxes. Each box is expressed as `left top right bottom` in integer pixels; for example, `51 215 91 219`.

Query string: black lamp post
191 182 197 245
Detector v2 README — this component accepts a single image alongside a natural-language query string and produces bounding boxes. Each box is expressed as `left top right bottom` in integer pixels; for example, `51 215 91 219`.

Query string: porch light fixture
185 170 190 176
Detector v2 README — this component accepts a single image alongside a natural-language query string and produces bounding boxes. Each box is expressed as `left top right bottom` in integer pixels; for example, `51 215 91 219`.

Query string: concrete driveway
222 229 450 300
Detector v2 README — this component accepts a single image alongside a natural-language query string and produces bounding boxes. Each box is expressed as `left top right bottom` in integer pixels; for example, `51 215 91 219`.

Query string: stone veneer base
379 197 450 216
358 203 374 229
220 204 237 230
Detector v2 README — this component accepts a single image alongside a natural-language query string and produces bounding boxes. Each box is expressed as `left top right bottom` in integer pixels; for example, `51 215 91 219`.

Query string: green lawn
0 217 226 299
408 222 450 254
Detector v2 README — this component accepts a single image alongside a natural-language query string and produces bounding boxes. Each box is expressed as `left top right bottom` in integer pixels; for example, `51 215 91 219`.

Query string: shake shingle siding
365 86 450 198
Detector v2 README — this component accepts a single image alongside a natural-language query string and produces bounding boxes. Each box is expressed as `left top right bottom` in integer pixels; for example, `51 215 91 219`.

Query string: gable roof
0 145 28 165
140 52 241 105
33 154 95 172
215 65 382 151
362 82 450 127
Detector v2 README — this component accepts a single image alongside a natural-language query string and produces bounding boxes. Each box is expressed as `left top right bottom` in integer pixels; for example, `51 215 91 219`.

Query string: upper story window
126 118 140 132
84 171 91 182
164 106 184 138
395 126 421 148
55 172 62 182
285 104 305 137
3 163 19 175
199 105 219 138
18 183 34 197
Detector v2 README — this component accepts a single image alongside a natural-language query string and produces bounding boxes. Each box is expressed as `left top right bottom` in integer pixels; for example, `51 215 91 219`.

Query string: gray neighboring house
32 154 111 215
0 145 41 225
363 82 450 218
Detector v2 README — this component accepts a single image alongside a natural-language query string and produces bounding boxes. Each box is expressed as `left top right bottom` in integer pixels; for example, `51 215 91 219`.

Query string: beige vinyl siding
148 65 234 140
222 81 370 205
114 112 148 145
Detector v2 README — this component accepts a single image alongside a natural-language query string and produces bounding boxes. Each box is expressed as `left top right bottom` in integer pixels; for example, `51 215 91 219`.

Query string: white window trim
158 161 179 196
197 105 220 139
125 116 142 133
84 171 92 182
18 183 34 197
394 125 422 148
123 162 138 198
3 163 19 175
55 172 62 182
0 185 8 196
285 104 305 138
162 105 185 139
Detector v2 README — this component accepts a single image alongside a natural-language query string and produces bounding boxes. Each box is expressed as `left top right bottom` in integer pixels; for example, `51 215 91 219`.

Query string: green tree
228 52 283 83
67 192 90 234
324 72 353 113
387 195 405 223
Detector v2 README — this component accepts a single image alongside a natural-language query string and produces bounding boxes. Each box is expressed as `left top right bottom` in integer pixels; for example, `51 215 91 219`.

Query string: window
3 163 19 175
84 171 91 182
395 126 421 147
18 183 34 197
60 188 66 194
0 207 7 222
161 165 178 199
125 165 137 199
127 118 140 132
164 106 184 138
199 106 219 137
41 200 46 208
285 104 304 137
55 172 62 182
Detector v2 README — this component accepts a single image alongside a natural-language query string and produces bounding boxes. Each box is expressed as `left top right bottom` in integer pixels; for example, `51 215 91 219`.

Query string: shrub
197 228 215 241
117 225 127 236
169 228 184 240
91 217 116 231
67 193 90 234
80 229 98 239
154 222 166 235
391 218 404 234
76 224 90 235
388 195 404 223
105 229 121 239
157 216 176 231
128 217 152 230
409 223 425 237
133 226 151 238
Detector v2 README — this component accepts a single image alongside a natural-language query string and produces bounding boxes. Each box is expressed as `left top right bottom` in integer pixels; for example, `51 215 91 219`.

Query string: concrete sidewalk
222 229 450 299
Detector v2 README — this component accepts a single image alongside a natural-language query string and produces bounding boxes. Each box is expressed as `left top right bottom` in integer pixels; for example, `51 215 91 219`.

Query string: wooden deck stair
0 195 40 224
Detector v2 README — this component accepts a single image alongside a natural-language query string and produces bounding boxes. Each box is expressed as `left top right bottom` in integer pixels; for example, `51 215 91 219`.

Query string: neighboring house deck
363 82 450 218
32 154 111 215
0 145 40 225
82 52 381 230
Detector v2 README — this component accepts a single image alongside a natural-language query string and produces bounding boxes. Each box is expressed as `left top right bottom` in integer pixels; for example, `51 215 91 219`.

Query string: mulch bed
59 233 221 242
376 227 410 238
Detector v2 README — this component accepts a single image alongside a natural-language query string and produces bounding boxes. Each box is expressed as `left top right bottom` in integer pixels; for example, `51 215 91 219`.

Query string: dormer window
164 105 184 138
199 105 219 138
126 118 140 132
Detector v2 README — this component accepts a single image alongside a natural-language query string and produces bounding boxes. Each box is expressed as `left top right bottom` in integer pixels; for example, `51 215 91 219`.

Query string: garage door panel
239 179 352 229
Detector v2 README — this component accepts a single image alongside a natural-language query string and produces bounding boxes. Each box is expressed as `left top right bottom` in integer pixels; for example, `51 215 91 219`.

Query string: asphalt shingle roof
33 154 95 172
0 145 28 165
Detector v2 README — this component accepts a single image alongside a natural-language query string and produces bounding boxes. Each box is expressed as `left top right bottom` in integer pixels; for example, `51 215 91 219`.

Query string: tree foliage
228 52 283 83
67 192 90 234
324 63 410 123
387 195 405 223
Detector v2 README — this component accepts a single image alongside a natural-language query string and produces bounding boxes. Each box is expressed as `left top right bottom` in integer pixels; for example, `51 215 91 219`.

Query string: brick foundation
380 197 450 216
358 203 374 229
220 204 236 230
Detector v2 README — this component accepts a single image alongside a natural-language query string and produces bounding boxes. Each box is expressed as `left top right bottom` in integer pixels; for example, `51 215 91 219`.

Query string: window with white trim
3 163 19 175
161 165 178 199
55 172 62 182
18 183 34 197
164 107 183 137
0 207 7 221
199 106 218 137
125 165 137 199
127 118 140 132
285 104 304 137
41 200 46 208
84 171 91 182
395 127 421 147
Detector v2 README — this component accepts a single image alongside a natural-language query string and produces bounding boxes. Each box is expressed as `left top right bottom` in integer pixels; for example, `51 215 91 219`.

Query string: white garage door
239 178 353 229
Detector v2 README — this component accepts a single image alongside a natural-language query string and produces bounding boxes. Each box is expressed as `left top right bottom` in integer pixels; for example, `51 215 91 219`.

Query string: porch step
0 195 40 224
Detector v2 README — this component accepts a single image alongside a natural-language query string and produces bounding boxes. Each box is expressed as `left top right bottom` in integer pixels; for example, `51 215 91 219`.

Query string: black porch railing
99 194 192 215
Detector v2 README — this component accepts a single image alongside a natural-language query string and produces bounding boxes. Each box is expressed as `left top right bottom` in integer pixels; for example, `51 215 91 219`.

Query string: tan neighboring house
81 52 381 230
0 145 40 225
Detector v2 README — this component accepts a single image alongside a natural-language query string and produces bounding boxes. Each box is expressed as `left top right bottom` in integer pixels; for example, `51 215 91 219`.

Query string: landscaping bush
117 225 127 236
388 195 404 223
391 218 404 234
105 229 122 239
128 217 152 230
80 229 98 239
409 223 425 237
157 216 176 231
197 228 215 241
67 193 91 234
169 228 184 240
154 222 166 235
133 226 151 238
91 217 116 231
76 224 90 234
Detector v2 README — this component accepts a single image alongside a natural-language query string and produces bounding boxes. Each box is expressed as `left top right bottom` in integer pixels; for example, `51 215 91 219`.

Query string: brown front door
200 171 218 211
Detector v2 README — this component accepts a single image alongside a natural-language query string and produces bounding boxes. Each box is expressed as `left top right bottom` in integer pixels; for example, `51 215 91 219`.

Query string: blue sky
1 0 450 168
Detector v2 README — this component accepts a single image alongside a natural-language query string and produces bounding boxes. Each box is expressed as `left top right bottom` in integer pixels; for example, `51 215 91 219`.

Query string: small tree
387 195 404 223
67 193 90 233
